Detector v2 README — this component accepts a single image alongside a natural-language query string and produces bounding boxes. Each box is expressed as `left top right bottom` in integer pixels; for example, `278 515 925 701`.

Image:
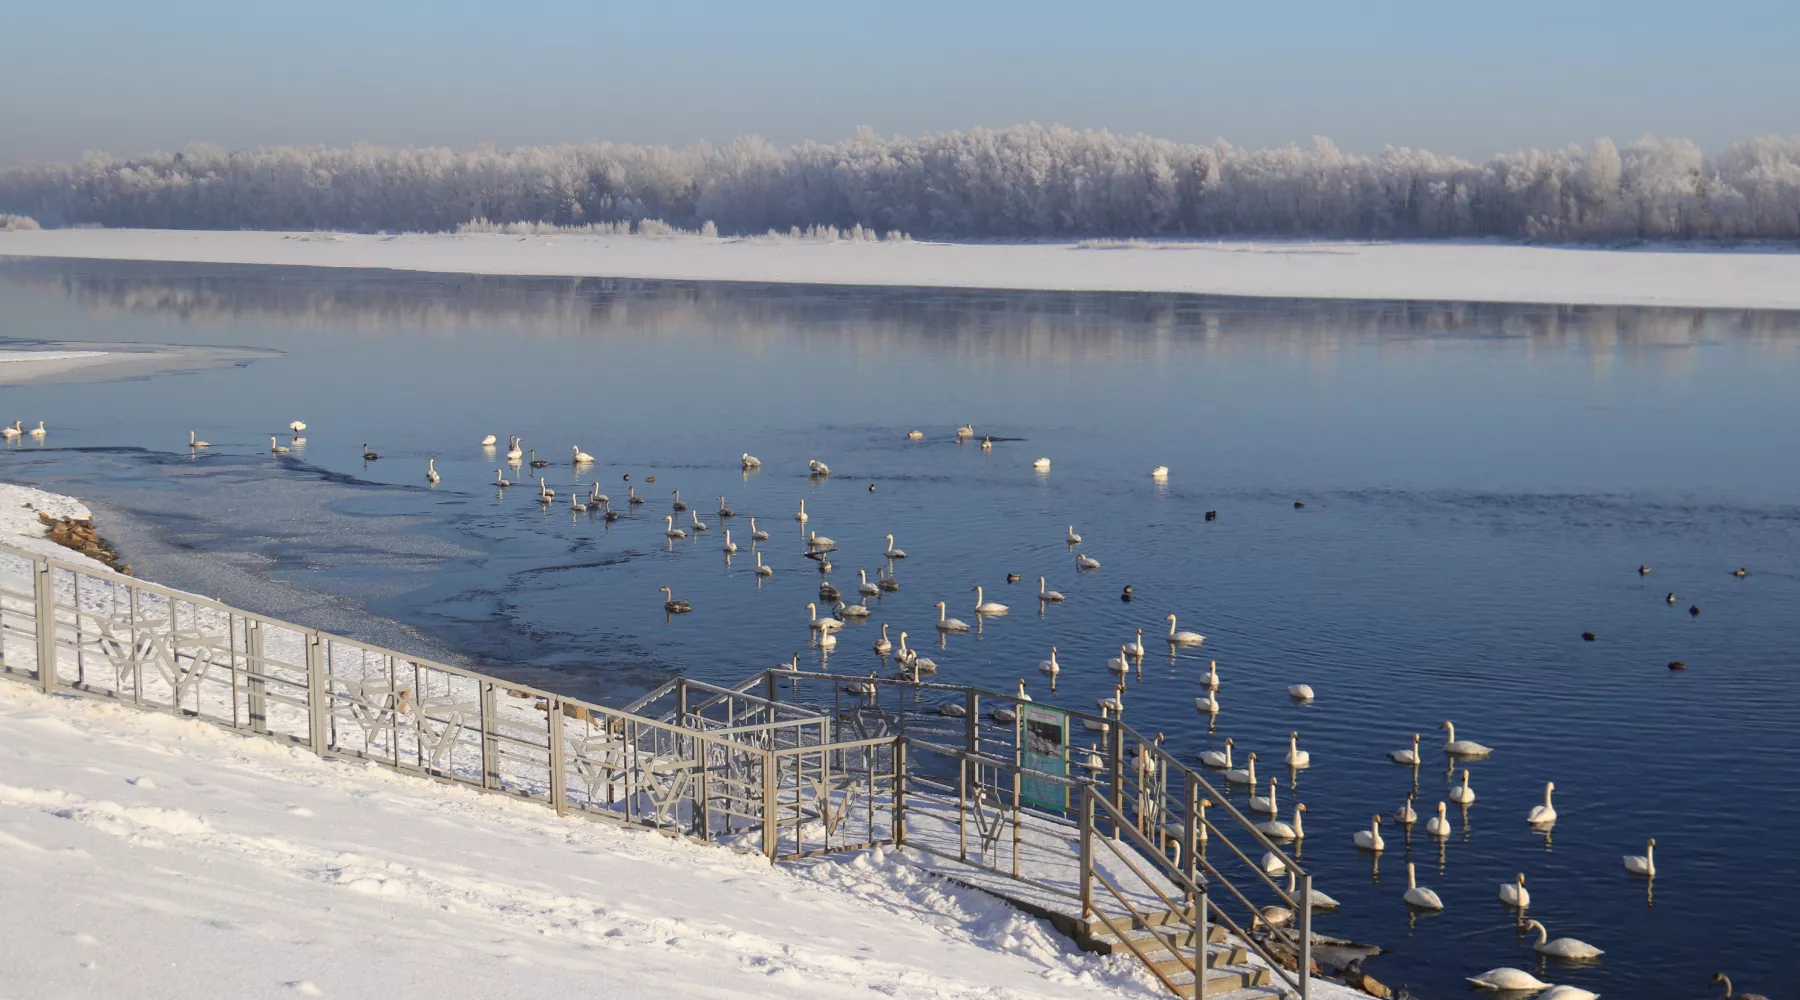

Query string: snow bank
0 481 107 569
4 228 1800 310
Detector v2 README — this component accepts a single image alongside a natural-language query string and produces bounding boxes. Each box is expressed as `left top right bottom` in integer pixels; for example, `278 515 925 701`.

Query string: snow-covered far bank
4 227 1800 310
0 341 279 386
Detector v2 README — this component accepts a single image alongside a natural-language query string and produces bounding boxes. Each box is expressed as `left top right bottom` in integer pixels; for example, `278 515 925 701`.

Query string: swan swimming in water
659 586 691 614
1037 646 1061 679
1164 614 1204 645
1527 782 1558 825
858 569 880 595
1249 778 1279 815
972 586 1008 615
1524 919 1603 959
1194 689 1220 714
426 458 440 484
1033 457 1050 470
495 469 512 488
571 445 594 463
269 436 290 454
188 430 210 449
1353 814 1385 851
873 624 892 655
1037 577 1065 602
1711 972 1770 1000
1150 465 1169 479
1393 794 1418 825
806 602 843 632
721 530 737 554
755 552 773 576
1499 872 1531 908
481 434 497 446
1066 525 1082 544
885 534 906 558
795 499 808 522
1623 837 1656 877
1442 720 1493 757
664 515 686 539
1389 733 1422 765
1425 800 1452 838
750 517 769 541
1467 968 1550 991
1257 803 1306 841
1123 629 1146 658
955 424 975 440
1075 553 1101 570
1288 683 1314 701
1225 752 1256 786
1199 738 1232 769
740 452 761 469
1450 768 1476 804
1201 659 1220 691
1285 732 1310 769
935 602 970 632
1106 645 1132 674
1403 862 1443 910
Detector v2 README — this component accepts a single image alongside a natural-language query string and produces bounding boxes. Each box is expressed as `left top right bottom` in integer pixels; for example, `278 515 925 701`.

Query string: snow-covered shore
0 481 108 568
4 227 1800 310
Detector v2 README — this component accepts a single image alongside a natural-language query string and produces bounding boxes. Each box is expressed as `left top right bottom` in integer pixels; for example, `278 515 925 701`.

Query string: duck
906 430 924 440
480 434 497 447
1199 738 1233 769
1394 794 1418 826
426 458 440 484
1249 778 1279 815
1466 968 1550 991
1075 553 1101 570
1666 592 1677 604
571 445 595 464
188 430 210 449
972 586 1008 615
1525 919 1603 959
690 509 709 532
1499 873 1530 908
1403 862 1443 910
1164 614 1204 645
659 586 691 614
1390 734 1422 765
749 517 770 541
671 490 688 512
1581 631 1597 641
1441 720 1493 757
1006 573 1021 583
806 602 843 633
934 601 969 632
529 449 549 469
495 469 512 488
1201 659 1220 691
955 423 975 440
884 534 906 559
715 495 734 518
1690 603 1701 617
1033 457 1051 470
721 530 738 554
1353 814 1385 851
1638 564 1652 575
1711 972 1769 1000
1623 837 1656 877
1257 803 1306 841
1037 647 1061 680
1449 768 1477 804
269 436 290 454
1151 465 1169 479
1119 585 1133 601
873 624 892 655
361 443 379 461
1425 800 1452 838
1527 782 1558 825
740 452 761 469
1037 577 1065 603
1107 646 1133 674
1066 525 1082 544
1288 683 1315 701
1285 732 1310 769
664 515 686 539
755 552 773 576
1733 567 1748 578
807 459 831 476
795 499 808 522
1225 752 1257 786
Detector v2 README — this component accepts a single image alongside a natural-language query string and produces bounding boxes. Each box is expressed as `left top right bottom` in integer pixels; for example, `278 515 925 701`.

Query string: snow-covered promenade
5 228 1800 310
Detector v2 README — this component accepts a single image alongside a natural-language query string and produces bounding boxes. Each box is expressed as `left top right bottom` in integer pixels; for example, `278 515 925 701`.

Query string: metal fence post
34 559 55 694
892 739 906 847
676 676 688 727
245 619 268 733
1298 873 1312 999
761 748 778 860
964 689 977 752
1183 771 1199 904
305 631 329 754
547 697 567 816
696 736 710 840
1196 884 1210 998
1108 720 1125 839
1078 782 1094 922
480 681 499 790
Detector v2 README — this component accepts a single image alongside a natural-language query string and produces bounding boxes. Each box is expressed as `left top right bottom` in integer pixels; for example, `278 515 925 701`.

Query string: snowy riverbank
5 227 1800 310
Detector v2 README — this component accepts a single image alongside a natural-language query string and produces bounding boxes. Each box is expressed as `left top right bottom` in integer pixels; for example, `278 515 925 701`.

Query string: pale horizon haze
4 0 1799 166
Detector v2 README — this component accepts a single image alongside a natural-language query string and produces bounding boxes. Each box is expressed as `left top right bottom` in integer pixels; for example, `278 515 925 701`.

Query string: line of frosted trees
3 125 1798 240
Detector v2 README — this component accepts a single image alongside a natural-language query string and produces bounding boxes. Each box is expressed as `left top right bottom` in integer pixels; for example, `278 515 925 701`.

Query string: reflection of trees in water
7 257 1799 371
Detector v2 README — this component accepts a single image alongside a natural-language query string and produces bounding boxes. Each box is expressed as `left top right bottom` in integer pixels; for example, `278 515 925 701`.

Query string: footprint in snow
127 776 156 788
284 981 323 996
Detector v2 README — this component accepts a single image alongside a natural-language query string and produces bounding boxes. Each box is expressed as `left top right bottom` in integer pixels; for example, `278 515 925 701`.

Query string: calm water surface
3 258 1798 1000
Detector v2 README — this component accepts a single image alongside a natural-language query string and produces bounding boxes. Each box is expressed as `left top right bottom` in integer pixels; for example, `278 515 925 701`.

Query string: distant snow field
5 227 1800 310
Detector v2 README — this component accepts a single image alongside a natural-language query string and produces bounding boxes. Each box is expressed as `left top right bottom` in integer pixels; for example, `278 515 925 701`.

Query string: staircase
1078 910 1277 998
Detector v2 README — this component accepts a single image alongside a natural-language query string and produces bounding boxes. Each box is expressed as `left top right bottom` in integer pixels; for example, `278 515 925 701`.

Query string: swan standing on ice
1450 769 1477 804
955 424 975 440
1623 838 1656 877
1285 732 1310 769
754 551 773 576
972 586 1008 615
1164 614 1204 645
1524 919 1603 959
1390 734 1422 765
1527 782 1558 825
1467 968 1550 991
1403 863 1443 910
188 430 210 449
935 601 970 632
1037 577 1065 602
1353 814 1385 851
426 458 440 484
1499 873 1531 908
885 534 906 558
1199 738 1232 769
750 517 769 541
1442 720 1493 757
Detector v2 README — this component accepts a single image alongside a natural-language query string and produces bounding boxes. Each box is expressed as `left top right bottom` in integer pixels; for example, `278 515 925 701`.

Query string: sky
4 0 1798 166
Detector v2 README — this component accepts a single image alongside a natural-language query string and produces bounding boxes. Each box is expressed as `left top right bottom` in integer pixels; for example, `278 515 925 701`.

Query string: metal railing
0 540 1310 998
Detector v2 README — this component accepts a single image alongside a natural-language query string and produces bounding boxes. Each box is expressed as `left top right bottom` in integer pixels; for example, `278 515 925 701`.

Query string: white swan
1467 968 1551 991
1525 919 1603 959
1442 720 1493 757
806 530 834 551
188 430 210 449
1015 678 1032 703
1194 690 1220 714
1075 553 1101 570
1257 803 1306 841
884 534 906 558
269 436 289 454
1527 782 1558 826
795 499 808 522
426 458 440 484
817 630 837 649
740 452 761 469
1353 814 1385 851
1151 465 1169 479
1037 577 1065 602
1199 738 1232 769
874 624 892 655
1425 800 1452 838
894 632 917 666
955 423 975 439
1249 778 1279 815
481 434 497 446
1033 457 1050 470
495 469 512 488
1499 873 1531 908
690 509 709 532
1259 851 1287 877
1107 646 1132 674
1623 837 1656 877
755 552 773 576
1403 862 1444 910
1201 659 1219 690
935 601 969 632
836 599 871 618
1394 794 1418 825
721 530 738 554
750 517 769 541
506 437 523 461
847 569 875 596
1124 629 1147 658
1450 769 1477 804
1711 973 1770 1000
664 515 686 539
1225 752 1256 786
1288 683 1315 701
1389 734 1422 765
1164 614 1204 645
1285 732 1310 769
911 653 937 675
906 430 924 441
807 459 831 476
571 445 594 464
0 421 19 439
1097 684 1125 714
1066 524 1082 544
1539 988 1600 1000
288 420 306 434
1037 647 1061 679
938 701 965 717
972 586 1008 615
806 602 843 632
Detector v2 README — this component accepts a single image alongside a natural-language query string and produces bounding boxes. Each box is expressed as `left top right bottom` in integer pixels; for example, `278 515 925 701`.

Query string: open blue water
2 257 1797 999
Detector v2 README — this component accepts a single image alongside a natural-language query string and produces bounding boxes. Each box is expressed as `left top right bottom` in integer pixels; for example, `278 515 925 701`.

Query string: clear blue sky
5 0 1796 165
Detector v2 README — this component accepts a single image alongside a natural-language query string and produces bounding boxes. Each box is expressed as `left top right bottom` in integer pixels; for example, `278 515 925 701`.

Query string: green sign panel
1018 703 1069 811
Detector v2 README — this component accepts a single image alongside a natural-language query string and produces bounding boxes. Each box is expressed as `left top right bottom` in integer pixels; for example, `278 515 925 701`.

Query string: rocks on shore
37 511 131 574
